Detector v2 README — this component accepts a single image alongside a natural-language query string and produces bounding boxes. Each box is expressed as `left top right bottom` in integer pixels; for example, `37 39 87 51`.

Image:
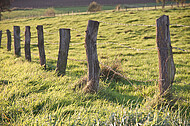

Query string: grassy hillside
0 6 190 125
1 6 116 20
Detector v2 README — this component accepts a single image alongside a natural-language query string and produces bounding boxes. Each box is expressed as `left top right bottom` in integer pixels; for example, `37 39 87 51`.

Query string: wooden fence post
25 26 31 61
0 30 2 48
7 30 11 51
156 15 175 96
36 25 46 69
56 28 70 75
83 20 100 93
14 26 21 56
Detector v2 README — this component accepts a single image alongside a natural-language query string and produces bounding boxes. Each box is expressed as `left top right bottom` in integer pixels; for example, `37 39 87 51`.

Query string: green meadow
1 6 116 20
0 6 190 125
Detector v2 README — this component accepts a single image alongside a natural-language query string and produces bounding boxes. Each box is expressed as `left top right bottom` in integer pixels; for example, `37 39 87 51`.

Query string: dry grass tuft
83 79 98 94
72 76 87 91
100 59 124 82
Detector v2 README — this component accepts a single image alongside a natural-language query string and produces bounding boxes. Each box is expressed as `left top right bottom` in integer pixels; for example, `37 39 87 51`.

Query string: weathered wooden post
36 25 46 69
156 15 175 96
14 26 21 56
0 30 2 48
83 20 100 93
56 28 70 75
7 29 11 51
25 26 31 61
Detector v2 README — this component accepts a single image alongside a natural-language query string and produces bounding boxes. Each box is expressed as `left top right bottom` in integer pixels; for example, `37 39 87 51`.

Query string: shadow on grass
0 80 11 85
97 79 154 105
98 86 142 106
173 51 190 55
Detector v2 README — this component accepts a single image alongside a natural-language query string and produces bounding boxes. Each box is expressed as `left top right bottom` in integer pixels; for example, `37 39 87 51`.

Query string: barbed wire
45 41 58 45
172 47 189 52
70 28 86 37
44 30 58 35
31 51 155 84
11 50 189 95
68 58 87 62
99 21 156 27
97 42 157 51
0 22 189 53
170 24 190 28
70 42 85 46
99 21 190 28
97 42 189 52
34 50 159 84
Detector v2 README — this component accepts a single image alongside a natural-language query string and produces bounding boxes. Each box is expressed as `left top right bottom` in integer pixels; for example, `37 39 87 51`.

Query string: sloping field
0 6 190 125
11 0 156 8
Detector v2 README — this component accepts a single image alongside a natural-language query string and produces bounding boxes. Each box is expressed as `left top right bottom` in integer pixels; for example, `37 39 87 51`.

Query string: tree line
156 0 186 8
0 0 14 21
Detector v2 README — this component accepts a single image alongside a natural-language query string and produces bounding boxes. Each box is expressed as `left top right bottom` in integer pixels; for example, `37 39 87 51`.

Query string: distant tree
88 1 102 12
156 0 166 9
0 0 14 20
180 0 186 7
116 4 121 11
173 0 186 7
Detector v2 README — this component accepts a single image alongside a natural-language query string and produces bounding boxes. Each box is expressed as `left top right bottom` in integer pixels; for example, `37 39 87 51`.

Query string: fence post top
37 25 43 27
36 25 43 29
157 15 169 21
13 26 20 28
59 28 70 31
88 20 99 24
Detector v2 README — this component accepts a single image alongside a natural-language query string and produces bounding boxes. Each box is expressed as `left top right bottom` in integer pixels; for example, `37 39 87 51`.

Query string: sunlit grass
0 6 190 125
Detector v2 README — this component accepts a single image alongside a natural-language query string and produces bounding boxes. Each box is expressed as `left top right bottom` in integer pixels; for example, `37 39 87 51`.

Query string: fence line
1 30 189 52
1 29 188 95
0 15 189 97
32 51 160 86
97 42 157 51
97 42 189 52
45 41 58 45
99 21 190 28
99 21 156 27
170 24 190 28
32 50 160 84
23 52 190 88
172 47 189 52
0 27 189 52
70 28 86 37
70 42 85 45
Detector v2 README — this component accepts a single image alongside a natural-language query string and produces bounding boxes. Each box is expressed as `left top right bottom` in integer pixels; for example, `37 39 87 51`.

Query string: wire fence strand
99 21 190 28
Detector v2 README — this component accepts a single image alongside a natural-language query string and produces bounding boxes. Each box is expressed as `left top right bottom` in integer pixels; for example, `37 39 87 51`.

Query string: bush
88 1 102 12
44 8 55 17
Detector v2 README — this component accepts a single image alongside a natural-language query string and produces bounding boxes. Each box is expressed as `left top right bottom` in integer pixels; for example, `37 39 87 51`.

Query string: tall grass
0 6 190 125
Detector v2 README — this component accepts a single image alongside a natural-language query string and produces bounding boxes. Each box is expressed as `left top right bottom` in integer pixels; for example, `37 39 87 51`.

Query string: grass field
0 6 190 125
1 5 116 20
2 2 189 20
